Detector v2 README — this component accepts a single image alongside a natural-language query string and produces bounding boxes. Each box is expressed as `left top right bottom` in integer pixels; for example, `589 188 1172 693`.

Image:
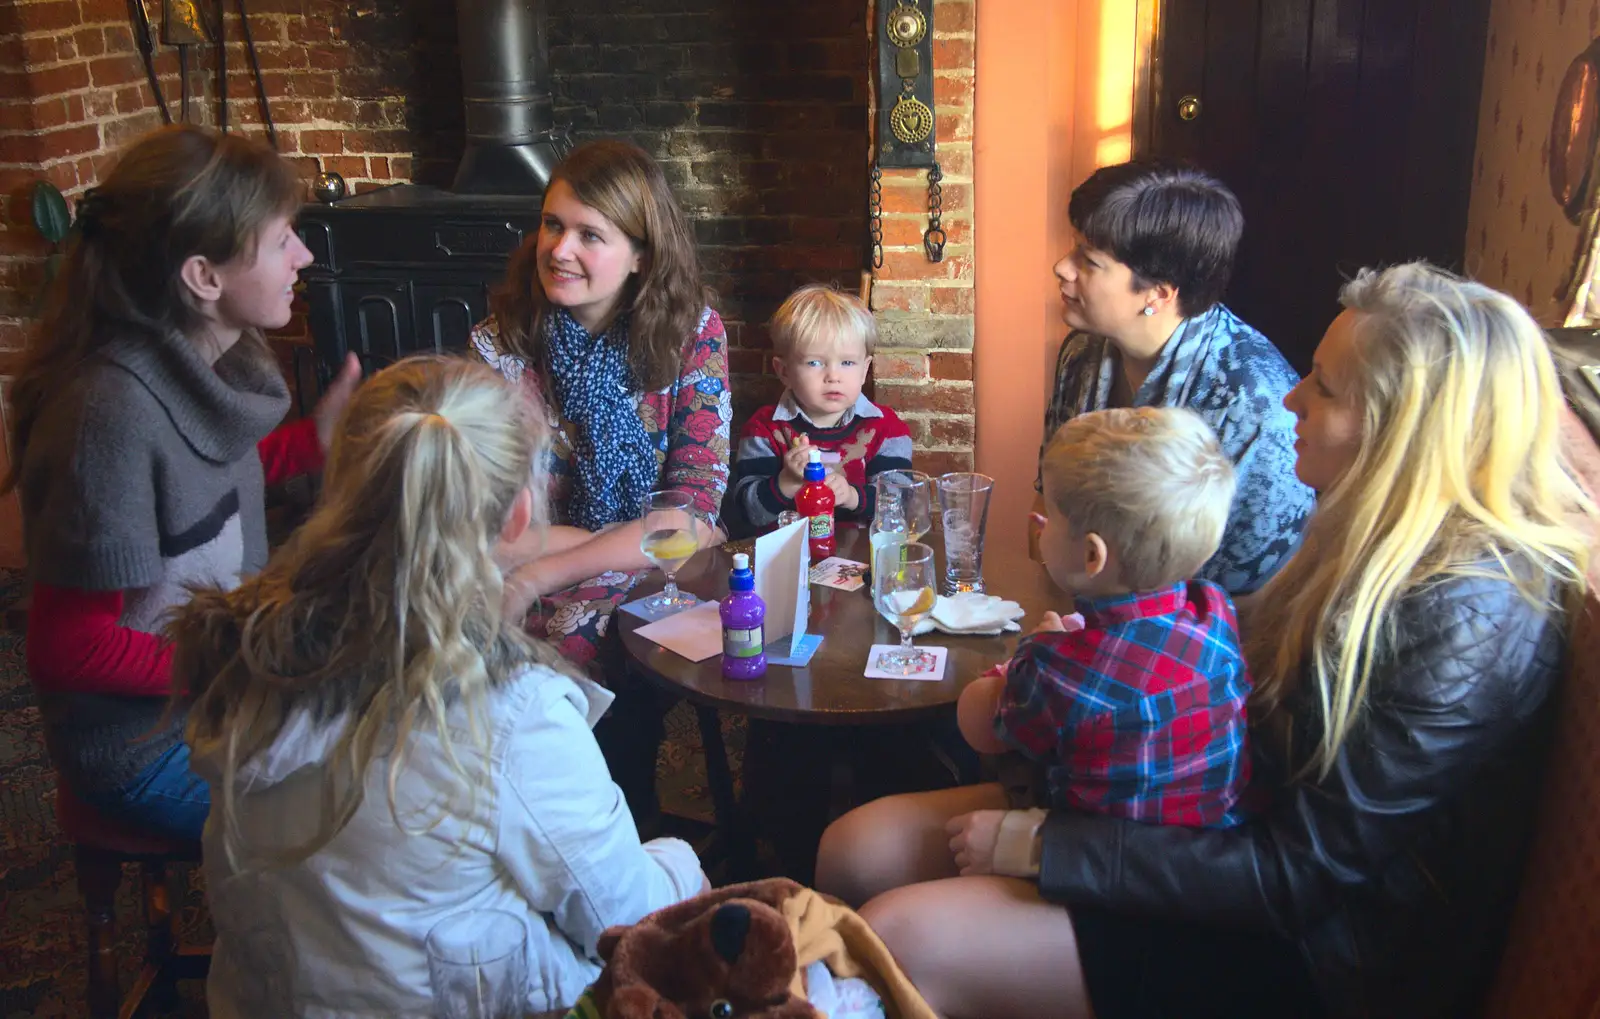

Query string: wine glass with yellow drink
639 490 702 613
872 541 938 674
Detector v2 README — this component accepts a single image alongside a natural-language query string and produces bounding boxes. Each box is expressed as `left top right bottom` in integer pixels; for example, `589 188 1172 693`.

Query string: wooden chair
55 780 210 1018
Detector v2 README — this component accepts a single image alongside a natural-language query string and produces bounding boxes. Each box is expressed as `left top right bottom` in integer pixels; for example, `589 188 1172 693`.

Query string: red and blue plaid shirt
996 581 1252 828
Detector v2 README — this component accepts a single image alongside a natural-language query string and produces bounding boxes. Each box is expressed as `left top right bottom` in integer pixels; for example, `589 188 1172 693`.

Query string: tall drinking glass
881 470 934 542
426 910 529 1019
639 490 701 613
938 472 994 594
868 474 908 576
872 541 938 675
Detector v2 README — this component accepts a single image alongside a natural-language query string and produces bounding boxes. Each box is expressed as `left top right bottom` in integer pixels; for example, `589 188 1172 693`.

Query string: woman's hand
947 809 1007 876
503 561 548 624
702 516 728 547
312 353 362 454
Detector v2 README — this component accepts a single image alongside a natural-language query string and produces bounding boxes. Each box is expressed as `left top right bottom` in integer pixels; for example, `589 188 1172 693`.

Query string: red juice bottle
721 553 767 679
795 449 836 559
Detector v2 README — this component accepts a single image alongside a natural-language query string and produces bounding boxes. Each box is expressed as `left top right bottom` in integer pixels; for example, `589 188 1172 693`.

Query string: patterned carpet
0 565 738 1019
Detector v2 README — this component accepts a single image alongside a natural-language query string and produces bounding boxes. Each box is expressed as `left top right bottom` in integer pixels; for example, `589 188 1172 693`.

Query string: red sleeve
256 417 324 486
27 582 174 697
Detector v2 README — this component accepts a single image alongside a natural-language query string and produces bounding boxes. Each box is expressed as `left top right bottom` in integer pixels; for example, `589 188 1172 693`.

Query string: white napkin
932 592 1026 633
879 592 1026 636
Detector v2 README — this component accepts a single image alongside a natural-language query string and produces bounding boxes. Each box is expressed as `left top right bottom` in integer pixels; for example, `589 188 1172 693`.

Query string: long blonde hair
1248 263 1592 777
173 356 576 868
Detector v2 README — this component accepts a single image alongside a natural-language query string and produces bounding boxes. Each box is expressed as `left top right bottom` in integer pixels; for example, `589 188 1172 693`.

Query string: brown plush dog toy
576 879 819 1019
566 878 939 1019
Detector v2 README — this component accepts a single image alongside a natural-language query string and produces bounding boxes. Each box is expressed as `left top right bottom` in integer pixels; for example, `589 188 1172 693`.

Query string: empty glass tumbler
937 472 994 594
426 910 530 1019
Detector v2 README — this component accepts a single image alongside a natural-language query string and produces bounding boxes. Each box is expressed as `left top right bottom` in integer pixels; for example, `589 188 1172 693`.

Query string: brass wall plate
877 0 936 169
887 4 926 47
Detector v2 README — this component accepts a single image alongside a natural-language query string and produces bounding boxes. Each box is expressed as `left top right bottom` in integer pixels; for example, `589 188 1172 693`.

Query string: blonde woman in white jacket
172 356 706 1018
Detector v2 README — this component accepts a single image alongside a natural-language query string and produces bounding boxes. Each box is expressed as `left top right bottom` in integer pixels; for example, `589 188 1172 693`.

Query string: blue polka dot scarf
544 308 658 531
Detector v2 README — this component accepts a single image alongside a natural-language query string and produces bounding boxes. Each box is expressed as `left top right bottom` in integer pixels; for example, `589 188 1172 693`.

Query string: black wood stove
294 0 567 407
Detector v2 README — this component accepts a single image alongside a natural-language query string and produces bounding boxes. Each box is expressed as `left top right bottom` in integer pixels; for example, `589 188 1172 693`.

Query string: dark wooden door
1145 0 1491 371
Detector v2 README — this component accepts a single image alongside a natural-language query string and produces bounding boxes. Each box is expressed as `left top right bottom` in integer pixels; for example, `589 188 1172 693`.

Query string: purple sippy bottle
720 552 767 680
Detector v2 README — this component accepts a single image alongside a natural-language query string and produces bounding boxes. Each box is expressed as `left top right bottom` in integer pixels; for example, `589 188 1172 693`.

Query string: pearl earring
1142 305 1156 316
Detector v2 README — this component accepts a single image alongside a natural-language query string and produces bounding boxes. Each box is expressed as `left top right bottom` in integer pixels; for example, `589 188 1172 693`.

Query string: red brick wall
2 0 162 347
867 0 975 475
0 0 977 527
546 0 870 427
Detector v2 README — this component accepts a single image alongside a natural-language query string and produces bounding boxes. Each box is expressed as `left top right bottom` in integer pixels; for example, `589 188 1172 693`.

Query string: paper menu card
632 601 723 662
753 517 811 658
810 556 868 592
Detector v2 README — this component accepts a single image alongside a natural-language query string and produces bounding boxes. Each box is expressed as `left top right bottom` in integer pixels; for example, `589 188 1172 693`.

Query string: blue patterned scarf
544 309 658 530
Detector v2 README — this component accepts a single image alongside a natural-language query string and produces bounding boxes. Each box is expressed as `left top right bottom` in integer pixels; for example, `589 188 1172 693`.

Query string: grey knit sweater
19 331 289 801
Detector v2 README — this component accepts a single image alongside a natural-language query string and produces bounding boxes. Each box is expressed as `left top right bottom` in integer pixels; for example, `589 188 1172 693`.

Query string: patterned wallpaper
1465 0 1599 324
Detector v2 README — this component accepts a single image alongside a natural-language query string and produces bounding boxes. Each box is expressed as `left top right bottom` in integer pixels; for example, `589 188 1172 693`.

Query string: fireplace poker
161 0 206 124
216 0 227 132
127 0 173 125
235 0 277 148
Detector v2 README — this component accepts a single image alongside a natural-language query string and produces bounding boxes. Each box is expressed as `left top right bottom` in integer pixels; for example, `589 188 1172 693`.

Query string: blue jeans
103 741 211 841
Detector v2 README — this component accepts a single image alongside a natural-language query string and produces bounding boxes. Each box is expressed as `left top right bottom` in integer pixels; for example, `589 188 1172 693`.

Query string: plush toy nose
709 904 752 964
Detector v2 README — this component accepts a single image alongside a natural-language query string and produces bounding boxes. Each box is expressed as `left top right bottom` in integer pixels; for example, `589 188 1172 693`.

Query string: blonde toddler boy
823 408 1254 892
724 285 913 538
956 406 1253 842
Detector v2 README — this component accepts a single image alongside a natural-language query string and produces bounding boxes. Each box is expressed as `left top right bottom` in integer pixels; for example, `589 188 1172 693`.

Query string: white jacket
190 664 705 1018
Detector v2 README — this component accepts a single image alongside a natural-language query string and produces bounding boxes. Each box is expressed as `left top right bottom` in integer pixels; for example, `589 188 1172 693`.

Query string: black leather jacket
1037 567 1568 1019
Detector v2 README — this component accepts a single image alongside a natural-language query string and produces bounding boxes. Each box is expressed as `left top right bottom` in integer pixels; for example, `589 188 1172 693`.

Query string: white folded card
634 601 723 662
754 518 812 659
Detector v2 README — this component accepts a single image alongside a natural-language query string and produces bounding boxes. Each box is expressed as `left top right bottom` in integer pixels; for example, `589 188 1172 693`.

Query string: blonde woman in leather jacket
815 263 1593 1019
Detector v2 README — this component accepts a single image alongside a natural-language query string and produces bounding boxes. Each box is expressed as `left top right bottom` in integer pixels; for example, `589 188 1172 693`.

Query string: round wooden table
619 526 1063 880
619 526 1062 724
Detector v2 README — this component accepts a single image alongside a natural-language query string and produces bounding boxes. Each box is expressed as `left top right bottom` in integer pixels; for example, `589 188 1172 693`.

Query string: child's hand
1033 611 1068 634
825 471 857 510
1030 610 1084 636
777 435 812 498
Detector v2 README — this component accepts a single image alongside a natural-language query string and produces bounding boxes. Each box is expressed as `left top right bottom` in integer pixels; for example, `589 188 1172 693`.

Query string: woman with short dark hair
1037 161 1311 595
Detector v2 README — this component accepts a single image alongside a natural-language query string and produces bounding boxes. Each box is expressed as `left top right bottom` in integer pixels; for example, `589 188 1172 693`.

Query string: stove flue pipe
451 0 569 195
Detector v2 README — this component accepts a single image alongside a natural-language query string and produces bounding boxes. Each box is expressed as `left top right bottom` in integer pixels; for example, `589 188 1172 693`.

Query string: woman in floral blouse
471 140 731 819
